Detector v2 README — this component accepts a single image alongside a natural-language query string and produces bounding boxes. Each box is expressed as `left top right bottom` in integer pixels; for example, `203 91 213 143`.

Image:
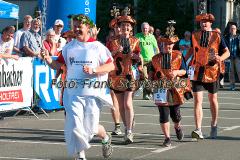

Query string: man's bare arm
220 47 230 61
22 46 38 57
44 55 63 70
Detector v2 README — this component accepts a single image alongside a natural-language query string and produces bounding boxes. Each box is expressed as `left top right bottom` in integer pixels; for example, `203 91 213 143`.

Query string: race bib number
154 89 168 103
188 66 195 80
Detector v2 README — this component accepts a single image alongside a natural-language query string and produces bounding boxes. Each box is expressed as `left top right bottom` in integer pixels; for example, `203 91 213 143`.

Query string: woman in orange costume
107 9 142 144
149 21 192 147
106 10 123 135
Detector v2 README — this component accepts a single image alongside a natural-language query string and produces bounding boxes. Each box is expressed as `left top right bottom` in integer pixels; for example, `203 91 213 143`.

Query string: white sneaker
124 133 134 144
75 152 87 160
191 129 204 139
111 125 122 135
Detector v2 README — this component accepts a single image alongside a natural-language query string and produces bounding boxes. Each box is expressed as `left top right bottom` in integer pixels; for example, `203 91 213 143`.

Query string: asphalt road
0 86 240 160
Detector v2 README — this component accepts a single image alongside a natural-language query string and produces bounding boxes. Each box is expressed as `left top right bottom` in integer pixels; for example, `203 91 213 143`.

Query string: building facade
192 0 240 31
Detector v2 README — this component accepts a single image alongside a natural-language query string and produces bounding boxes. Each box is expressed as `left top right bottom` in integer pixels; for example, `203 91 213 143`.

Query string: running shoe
175 127 184 141
124 132 134 144
111 125 122 135
210 125 217 139
102 133 113 159
191 129 204 139
75 158 87 160
163 137 171 147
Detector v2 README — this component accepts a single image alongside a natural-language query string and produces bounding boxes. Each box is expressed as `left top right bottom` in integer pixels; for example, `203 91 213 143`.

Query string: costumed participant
108 6 142 144
149 20 192 147
185 13 230 139
42 14 114 160
106 5 123 136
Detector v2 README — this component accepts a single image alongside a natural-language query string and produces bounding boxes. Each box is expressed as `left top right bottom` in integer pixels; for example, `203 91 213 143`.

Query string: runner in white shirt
43 14 114 160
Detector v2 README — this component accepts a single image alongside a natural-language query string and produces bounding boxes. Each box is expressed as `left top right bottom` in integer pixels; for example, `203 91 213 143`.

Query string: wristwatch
92 68 97 74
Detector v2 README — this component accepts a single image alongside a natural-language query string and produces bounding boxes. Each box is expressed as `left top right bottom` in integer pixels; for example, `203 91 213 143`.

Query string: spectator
149 25 154 34
224 23 240 91
20 18 43 58
43 28 58 56
53 19 66 52
0 26 19 60
179 31 191 58
154 28 163 52
136 22 159 100
13 15 32 55
154 28 161 39
0 26 19 117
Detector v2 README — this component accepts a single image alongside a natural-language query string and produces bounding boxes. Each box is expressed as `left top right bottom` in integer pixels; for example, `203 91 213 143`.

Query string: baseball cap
54 19 64 26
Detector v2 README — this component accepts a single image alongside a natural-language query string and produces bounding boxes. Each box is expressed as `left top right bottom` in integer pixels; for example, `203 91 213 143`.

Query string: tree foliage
136 0 194 38
96 0 194 42
96 0 133 42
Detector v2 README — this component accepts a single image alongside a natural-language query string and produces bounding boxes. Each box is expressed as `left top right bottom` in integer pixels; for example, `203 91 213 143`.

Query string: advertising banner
38 0 97 32
33 57 63 110
0 58 33 112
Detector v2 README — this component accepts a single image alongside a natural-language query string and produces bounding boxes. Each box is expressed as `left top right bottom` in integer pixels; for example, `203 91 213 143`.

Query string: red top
43 40 58 56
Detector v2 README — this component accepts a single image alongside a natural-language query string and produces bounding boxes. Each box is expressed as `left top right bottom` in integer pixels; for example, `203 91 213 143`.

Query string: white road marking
130 146 177 160
101 112 240 120
0 139 157 150
134 99 240 106
151 145 177 153
223 126 240 131
99 121 228 129
6 118 231 128
0 157 50 160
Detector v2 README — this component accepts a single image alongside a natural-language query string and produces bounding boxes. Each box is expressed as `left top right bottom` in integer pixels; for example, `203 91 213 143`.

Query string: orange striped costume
107 36 142 92
151 50 190 106
190 30 225 83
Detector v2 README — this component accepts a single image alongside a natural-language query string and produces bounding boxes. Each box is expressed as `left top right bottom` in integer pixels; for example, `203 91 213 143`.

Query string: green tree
96 0 194 42
96 0 133 42
136 0 194 38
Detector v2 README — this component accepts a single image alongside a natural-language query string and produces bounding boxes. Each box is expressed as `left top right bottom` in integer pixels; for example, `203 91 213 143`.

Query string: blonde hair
24 15 33 22
32 18 41 26
46 28 55 35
